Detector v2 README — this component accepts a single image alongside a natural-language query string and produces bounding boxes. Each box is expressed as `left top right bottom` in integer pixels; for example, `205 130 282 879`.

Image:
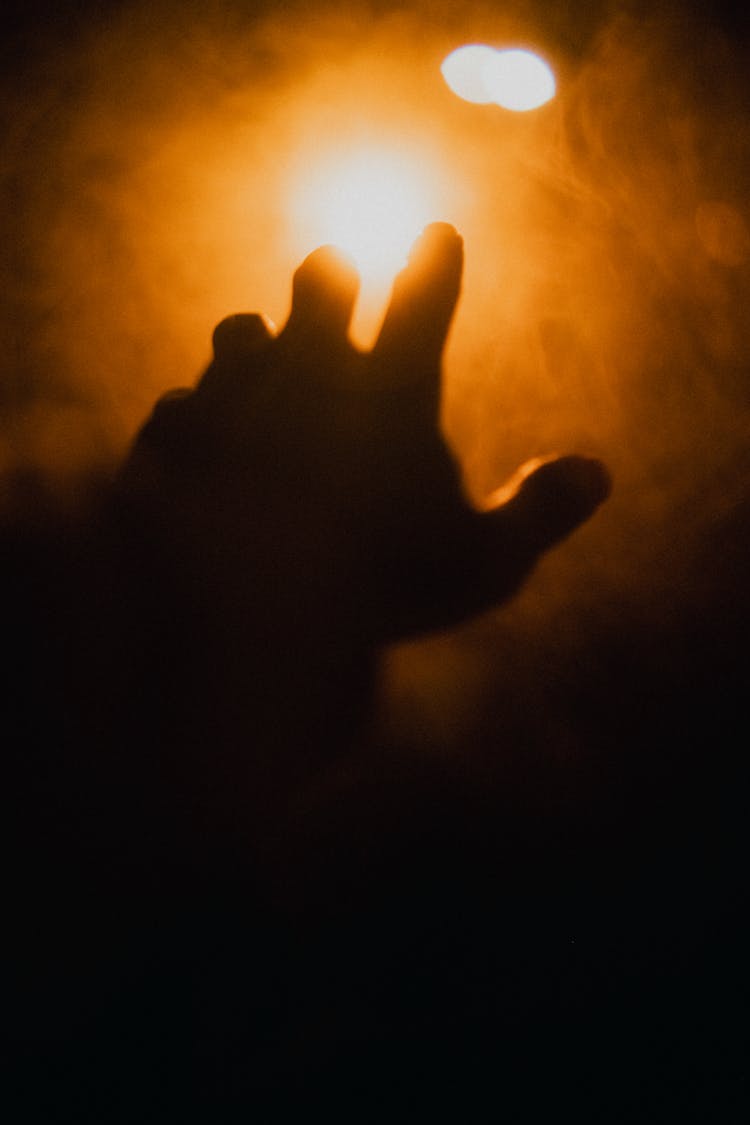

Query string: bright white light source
440 44 503 105
442 45 556 111
290 144 439 286
483 49 556 111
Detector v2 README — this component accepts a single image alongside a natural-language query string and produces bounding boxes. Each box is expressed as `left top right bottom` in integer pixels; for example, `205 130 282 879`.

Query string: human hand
117 223 610 650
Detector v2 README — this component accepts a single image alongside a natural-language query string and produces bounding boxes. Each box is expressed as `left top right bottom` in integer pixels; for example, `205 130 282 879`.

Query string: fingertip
212 313 275 362
563 455 613 508
486 454 611 508
406 222 464 275
412 221 463 248
294 244 360 289
521 454 612 519
486 453 612 554
284 245 360 340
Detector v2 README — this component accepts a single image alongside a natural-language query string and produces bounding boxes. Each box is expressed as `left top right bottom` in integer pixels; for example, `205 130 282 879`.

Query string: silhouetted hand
1 227 614 1113
117 223 610 654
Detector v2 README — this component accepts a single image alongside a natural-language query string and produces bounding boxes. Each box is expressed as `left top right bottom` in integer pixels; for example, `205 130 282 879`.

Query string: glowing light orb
483 49 556 111
442 45 556 111
440 44 502 105
291 145 439 287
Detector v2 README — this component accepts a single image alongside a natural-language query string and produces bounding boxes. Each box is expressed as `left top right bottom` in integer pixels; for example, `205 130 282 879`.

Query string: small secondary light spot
442 45 556 111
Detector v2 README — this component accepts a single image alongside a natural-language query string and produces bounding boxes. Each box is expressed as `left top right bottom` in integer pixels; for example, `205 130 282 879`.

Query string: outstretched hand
118 222 610 653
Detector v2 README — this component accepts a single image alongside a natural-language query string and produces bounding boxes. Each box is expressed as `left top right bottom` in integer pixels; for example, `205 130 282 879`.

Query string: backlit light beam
290 144 441 288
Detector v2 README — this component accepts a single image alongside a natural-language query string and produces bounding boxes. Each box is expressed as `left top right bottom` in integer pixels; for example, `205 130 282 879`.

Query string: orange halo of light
289 143 441 286
286 139 459 345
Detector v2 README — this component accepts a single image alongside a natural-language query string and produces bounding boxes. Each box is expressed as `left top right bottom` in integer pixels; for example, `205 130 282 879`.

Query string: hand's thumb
482 454 612 557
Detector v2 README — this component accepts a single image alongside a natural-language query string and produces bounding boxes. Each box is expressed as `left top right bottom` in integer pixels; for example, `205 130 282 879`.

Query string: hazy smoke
2 1 749 782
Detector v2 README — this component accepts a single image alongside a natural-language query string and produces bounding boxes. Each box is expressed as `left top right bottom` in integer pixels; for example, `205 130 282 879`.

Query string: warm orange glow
695 201 750 267
287 140 457 344
442 45 556 111
289 144 440 286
